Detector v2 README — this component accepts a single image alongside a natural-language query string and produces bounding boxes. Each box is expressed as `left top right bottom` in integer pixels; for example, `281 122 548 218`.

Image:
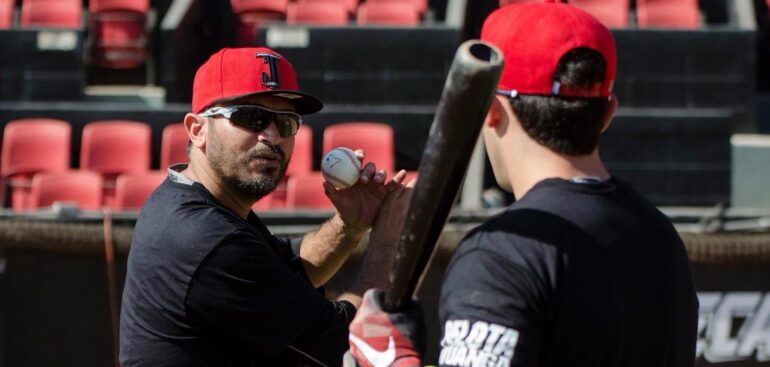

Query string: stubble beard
220 159 287 201
208 131 289 202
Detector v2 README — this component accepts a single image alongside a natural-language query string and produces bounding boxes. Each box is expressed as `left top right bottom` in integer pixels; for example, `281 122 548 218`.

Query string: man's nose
257 121 283 145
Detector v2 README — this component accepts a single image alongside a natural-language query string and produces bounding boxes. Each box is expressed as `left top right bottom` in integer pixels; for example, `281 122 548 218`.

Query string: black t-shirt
438 178 698 367
119 169 355 367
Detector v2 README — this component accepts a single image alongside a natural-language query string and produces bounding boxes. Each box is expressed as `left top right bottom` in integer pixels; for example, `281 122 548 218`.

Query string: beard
207 130 289 201
219 158 286 200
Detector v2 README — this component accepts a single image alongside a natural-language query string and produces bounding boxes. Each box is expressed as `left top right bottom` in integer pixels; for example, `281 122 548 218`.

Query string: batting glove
349 289 425 367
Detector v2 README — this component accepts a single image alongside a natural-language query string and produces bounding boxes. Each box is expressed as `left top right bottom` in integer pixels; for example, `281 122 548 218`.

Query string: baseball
321 147 362 189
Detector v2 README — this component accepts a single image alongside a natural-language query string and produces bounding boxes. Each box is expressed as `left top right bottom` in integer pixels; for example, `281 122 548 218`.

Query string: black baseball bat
385 40 503 310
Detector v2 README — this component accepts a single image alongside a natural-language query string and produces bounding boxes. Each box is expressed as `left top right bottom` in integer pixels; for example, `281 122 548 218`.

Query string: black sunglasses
199 105 302 137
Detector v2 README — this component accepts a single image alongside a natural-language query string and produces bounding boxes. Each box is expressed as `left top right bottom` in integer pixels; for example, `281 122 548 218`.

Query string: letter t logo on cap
256 53 281 89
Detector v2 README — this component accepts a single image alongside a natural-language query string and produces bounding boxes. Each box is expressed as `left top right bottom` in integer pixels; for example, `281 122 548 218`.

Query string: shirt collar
167 163 195 186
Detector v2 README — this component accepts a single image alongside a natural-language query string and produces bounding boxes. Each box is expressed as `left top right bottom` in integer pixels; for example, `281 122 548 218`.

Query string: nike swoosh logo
349 333 396 367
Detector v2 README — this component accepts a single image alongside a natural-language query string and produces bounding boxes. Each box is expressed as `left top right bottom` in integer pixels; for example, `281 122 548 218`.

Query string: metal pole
460 136 485 209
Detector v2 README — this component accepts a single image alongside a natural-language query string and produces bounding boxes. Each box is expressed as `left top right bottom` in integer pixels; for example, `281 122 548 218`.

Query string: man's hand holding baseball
324 150 404 236
299 150 409 289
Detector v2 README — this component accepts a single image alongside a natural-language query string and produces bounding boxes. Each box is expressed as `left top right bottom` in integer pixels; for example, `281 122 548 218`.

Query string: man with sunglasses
120 47 412 367
348 2 698 366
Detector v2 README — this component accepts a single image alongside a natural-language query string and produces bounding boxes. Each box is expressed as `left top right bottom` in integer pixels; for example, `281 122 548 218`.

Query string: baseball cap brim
206 89 323 115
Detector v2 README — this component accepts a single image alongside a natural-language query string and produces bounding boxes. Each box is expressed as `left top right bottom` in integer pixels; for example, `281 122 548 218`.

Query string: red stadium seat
323 122 394 174
90 0 149 13
160 123 189 168
285 125 313 177
80 120 151 209
1 118 72 179
357 2 420 26
20 0 82 29
287 1 349 26
637 0 699 29
88 0 149 69
27 171 104 210
80 120 151 178
286 172 333 209
112 171 165 210
81 120 150 209
231 0 289 14
231 0 289 44
569 0 629 28
301 0 359 15
368 0 427 14
0 0 13 29
1 118 71 211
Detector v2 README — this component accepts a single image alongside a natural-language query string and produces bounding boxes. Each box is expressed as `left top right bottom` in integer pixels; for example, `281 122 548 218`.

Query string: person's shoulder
611 177 677 226
610 177 654 205
459 205 546 246
146 180 247 233
453 206 559 266
441 207 559 322
133 181 257 261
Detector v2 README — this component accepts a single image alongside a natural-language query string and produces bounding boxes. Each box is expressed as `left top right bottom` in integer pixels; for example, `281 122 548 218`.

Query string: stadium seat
286 125 313 177
368 0 427 14
637 0 699 29
286 172 333 209
27 171 104 211
80 120 151 179
20 0 83 29
569 0 629 28
91 0 149 12
287 1 349 25
160 123 189 168
231 0 288 14
1 118 71 211
0 0 13 29
88 0 149 69
80 120 151 207
112 171 165 210
357 2 420 26
231 0 289 44
323 122 395 174
301 0 359 15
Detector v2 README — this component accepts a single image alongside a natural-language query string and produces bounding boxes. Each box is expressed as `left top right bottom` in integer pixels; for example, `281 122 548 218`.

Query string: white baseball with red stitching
321 147 362 189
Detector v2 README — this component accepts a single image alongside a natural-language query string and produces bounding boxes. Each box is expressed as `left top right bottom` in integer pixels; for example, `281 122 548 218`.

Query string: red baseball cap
192 47 323 114
481 0 616 98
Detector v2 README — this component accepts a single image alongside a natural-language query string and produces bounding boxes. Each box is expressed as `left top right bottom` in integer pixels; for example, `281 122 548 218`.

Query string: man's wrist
331 213 367 243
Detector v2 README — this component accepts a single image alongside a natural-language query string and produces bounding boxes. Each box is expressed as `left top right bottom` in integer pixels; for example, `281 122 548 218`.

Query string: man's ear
184 113 206 150
484 95 505 128
601 94 618 133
